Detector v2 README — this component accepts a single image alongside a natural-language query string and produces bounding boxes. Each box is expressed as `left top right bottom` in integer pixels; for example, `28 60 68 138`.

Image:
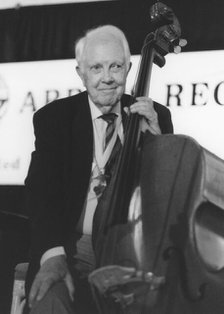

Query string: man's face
77 38 130 113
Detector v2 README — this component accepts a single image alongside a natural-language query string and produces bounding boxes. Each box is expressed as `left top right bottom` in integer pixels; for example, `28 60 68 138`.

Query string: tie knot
100 113 117 125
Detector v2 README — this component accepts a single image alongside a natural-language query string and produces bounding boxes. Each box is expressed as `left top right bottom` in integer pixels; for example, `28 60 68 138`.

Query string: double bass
89 2 224 313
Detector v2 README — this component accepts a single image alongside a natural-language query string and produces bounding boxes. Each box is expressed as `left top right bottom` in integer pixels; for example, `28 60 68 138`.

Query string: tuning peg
174 45 181 54
173 38 187 54
179 38 187 47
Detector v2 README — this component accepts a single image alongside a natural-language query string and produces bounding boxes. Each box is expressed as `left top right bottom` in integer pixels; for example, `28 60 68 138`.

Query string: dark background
1 0 224 64
1 0 224 312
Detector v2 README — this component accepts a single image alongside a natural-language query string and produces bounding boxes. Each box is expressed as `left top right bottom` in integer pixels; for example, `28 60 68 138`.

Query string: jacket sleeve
155 102 174 134
25 105 68 262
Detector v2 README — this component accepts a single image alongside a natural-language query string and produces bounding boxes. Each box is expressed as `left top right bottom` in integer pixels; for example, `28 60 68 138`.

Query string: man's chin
97 97 119 108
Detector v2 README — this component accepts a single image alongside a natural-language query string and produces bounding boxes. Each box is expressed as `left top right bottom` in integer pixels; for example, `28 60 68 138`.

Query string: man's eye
111 64 122 72
91 65 102 72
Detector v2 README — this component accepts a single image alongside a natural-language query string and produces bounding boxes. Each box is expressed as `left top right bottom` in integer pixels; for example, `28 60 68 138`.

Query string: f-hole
194 202 224 271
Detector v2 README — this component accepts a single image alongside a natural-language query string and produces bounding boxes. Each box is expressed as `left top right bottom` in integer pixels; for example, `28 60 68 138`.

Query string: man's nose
102 69 114 83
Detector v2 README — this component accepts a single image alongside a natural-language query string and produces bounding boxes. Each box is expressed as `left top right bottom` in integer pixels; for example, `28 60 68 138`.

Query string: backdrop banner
0 0 113 9
0 51 224 184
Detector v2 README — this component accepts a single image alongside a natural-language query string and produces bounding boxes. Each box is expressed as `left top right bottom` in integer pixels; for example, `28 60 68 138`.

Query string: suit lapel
69 92 94 218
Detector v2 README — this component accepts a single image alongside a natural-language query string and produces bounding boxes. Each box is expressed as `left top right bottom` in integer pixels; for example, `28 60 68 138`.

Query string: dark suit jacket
25 91 173 293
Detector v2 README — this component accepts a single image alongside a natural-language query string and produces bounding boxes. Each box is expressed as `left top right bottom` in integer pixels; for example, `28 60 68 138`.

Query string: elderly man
25 25 173 313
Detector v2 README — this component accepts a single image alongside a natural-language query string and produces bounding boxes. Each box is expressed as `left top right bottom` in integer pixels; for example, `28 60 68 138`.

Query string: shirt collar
88 96 121 121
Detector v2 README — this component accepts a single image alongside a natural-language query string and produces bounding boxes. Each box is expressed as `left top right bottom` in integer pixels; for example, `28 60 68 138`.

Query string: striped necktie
100 113 117 151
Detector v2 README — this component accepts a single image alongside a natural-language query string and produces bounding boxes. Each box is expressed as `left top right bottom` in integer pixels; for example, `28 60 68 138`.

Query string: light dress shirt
40 97 124 265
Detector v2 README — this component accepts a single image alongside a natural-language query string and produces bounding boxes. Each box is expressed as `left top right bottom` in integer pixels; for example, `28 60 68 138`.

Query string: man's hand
128 96 161 135
29 255 75 308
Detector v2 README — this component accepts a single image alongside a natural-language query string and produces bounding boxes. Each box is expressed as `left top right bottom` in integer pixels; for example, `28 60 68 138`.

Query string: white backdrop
0 0 113 9
0 50 224 184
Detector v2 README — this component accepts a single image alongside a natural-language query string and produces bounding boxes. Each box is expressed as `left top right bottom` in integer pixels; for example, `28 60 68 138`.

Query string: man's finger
29 277 41 307
19 299 26 312
36 277 55 301
130 104 153 113
64 272 75 301
136 96 153 103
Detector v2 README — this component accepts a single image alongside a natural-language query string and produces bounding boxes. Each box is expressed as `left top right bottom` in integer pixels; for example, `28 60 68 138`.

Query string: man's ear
127 62 132 74
76 66 84 81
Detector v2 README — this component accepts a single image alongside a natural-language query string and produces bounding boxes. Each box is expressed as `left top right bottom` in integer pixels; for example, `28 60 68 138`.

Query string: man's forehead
85 34 123 54
88 30 119 43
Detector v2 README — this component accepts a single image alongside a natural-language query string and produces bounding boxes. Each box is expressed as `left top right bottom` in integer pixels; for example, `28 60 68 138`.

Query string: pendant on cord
93 173 110 197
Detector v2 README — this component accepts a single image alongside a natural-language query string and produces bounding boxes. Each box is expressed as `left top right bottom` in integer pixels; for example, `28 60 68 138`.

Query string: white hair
75 25 131 71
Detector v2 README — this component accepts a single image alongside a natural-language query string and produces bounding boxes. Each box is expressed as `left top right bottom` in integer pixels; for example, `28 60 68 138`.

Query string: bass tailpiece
88 265 165 311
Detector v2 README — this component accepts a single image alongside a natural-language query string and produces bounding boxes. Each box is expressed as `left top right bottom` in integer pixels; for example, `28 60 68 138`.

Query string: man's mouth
99 88 116 93
99 86 117 91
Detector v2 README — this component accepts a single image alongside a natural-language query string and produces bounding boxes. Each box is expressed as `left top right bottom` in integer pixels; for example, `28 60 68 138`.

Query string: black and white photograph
1 0 224 313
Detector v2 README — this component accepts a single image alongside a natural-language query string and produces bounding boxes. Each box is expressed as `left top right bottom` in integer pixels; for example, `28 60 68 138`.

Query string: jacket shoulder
34 91 88 120
153 101 170 114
